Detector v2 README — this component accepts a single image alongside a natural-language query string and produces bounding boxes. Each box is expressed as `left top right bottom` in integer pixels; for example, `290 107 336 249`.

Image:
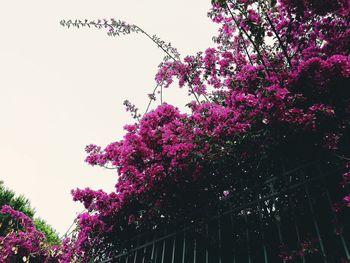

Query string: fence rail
99 161 350 263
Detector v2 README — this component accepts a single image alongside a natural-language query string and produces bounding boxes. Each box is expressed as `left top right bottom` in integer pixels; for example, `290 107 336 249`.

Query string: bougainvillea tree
1 0 349 261
58 0 350 260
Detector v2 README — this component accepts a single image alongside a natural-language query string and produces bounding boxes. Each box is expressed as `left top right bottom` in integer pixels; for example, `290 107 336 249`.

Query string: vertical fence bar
171 234 176 263
205 222 209 263
269 182 285 263
289 195 305 263
304 182 328 262
258 200 269 263
282 165 305 263
133 239 139 263
323 176 350 260
133 250 138 263
154 241 159 263
182 232 186 263
244 210 252 263
229 212 236 263
326 188 350 260
161 237 166 263
150 235 156 262
218 212 222 263
193 239 197 263
141 237 148 263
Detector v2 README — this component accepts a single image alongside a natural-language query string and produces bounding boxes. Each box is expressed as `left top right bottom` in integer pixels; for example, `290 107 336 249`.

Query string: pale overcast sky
0 0 217 234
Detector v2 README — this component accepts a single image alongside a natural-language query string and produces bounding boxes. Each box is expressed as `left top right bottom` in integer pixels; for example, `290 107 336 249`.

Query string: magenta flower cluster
70 0 350 260
0 205 62 262
279 237 320 261
1 0 350 261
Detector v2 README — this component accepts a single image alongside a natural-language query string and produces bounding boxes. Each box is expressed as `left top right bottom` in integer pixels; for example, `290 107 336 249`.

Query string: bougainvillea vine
1 0 349 261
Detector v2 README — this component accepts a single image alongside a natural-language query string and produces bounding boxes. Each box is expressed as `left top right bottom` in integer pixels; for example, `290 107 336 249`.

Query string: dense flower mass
2 0 350 261
69 0 350 261
0 205 61 263
66 0 350 260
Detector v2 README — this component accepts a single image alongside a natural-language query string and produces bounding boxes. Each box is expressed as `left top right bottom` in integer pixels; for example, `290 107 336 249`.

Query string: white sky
0 0 217 235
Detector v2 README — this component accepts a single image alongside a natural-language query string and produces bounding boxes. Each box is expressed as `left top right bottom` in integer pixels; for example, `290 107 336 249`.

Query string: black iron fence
99 161 350 263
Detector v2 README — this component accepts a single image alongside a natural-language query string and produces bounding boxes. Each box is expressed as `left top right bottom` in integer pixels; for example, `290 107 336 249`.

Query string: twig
145 83 160 114
226 2 271 76
264 11 292 68
335 154 350 161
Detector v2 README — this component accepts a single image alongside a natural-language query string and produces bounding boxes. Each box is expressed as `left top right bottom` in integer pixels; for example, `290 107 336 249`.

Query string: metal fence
100 161 350 263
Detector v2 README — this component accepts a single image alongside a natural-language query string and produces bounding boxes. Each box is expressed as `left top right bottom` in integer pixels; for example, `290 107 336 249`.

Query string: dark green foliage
34 218 61 245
